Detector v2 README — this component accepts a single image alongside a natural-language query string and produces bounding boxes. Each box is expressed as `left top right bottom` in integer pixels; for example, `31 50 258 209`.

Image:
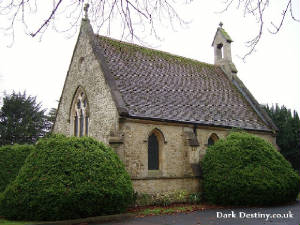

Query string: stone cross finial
219 22 223 28
84 3 90 19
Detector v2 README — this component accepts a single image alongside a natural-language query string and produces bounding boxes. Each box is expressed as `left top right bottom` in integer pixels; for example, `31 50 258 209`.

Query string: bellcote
212 22 237 75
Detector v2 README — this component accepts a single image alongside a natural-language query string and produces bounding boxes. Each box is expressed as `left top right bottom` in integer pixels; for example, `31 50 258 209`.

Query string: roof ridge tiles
97 34 217 69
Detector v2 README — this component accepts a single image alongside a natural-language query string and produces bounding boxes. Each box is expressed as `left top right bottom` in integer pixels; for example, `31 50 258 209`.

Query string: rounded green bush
0 134 134 221
202 132 299 206
0 144 34 193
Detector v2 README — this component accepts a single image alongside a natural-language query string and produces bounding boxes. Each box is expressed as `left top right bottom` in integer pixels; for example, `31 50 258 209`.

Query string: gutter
120 114 274 134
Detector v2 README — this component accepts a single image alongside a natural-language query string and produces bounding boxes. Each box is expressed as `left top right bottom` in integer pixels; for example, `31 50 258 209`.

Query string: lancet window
73 88 89 137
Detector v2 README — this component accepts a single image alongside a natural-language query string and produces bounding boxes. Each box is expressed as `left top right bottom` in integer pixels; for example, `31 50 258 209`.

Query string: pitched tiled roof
95 35 273 132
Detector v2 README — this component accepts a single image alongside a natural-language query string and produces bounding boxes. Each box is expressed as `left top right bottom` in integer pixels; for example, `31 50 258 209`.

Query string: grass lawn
128 203 223 217
137 205 194 216
0 218 34 225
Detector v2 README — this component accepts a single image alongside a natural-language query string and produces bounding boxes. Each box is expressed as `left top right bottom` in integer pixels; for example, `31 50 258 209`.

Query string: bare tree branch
220 0 299 60
241 0 265 61
289 0 300 22
268 0 290 34
0 0 191 44
1 0 298 58
30 0 63 37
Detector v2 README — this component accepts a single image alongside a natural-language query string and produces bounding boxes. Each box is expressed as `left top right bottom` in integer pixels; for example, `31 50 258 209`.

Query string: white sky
0 1 299 113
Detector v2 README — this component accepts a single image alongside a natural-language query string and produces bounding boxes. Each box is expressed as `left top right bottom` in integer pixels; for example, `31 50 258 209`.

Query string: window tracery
72 88 89 137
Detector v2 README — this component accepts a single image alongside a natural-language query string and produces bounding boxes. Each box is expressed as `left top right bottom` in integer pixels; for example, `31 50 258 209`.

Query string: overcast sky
0 1 299 114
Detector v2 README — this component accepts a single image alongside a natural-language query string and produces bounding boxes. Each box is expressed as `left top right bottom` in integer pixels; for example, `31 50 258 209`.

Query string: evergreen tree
47 108 57 124
0 91 47 146
265 104 300 171
44 107 57 134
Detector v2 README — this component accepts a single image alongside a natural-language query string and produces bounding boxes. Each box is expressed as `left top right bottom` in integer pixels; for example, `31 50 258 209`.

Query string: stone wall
115 119 277 194
118 121 187 179
53 21 119 145
132 177 201 194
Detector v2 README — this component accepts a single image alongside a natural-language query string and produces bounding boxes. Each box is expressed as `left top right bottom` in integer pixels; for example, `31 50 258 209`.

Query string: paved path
98 201 300 225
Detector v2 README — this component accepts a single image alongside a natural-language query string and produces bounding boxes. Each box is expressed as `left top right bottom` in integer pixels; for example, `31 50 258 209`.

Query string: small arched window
72 87 89 137
148 133 159 170
208 133 219 147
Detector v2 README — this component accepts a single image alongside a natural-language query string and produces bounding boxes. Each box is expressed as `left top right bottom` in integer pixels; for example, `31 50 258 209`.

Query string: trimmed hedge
0 135 134 221
202 132 299 206
0 144 34 193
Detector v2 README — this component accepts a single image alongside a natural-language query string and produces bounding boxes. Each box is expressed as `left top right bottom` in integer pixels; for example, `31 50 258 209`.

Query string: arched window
72 87 89 137
208 133 219 147
74 112 78 136
148 133 159 170
217 43 224 59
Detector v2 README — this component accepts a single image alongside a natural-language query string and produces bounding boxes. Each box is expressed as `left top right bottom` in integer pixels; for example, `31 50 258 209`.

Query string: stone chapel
53 17 278 194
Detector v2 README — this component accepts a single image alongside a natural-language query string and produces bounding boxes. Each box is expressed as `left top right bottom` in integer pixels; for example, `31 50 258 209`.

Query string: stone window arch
207 133 219 147
71 87 89 137
217 43 224 59
148 128 165 170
